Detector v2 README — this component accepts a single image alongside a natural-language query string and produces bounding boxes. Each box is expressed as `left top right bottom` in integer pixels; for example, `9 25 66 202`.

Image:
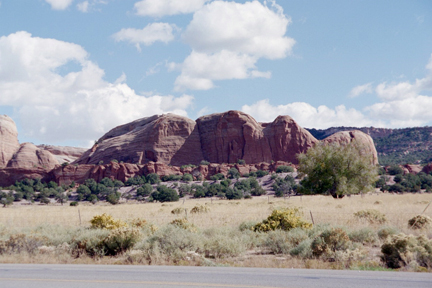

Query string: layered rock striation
76 111 324 166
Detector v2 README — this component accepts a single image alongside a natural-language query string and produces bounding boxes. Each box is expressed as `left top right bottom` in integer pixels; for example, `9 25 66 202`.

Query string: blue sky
0 0 431 147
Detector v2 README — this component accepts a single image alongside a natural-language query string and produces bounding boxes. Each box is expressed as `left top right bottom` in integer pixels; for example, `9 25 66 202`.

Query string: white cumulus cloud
134 0 209 17
243 54 432 129
241 99 374 129
349 82 373 98
77 1 89 12
173 0 295 91
173 50 269 91
113 23 177 52
0 31 193 146
45 0 74 10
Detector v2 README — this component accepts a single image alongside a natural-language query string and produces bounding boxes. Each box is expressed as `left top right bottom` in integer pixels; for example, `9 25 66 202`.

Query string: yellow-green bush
381 233 432 269
128 218 147 228
190 205 210 214
169 218 197 232
408 215 432 230
354 209 386 224
253 208 313 232
90 213 127 230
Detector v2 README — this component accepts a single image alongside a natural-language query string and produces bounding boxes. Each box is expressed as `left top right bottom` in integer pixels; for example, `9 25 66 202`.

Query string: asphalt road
0 264 431 288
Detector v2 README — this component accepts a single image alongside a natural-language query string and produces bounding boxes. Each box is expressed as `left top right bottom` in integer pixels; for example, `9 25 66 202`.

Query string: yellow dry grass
1 192 431 232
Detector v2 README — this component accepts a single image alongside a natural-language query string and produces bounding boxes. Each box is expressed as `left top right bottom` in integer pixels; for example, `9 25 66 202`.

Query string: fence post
78 209 82 226
310 210 315 225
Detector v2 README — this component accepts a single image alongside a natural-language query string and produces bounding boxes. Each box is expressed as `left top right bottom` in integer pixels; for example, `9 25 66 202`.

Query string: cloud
45 0 74 10
77 1 89 12
0 31 193 146
113 23 177 52
173 50 269 91
134 0 209 17
348 83 373 98
242 99 374 129
243 54 432 129
173 0 295 91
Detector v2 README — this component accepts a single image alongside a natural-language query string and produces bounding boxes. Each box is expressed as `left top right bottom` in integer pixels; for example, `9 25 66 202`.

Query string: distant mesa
0 111 378 186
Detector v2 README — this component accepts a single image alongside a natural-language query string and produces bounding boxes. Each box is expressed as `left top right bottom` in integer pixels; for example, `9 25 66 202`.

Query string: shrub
146 173 160 185
354 209 386 224
200 160 210 165
128 218 147 228
237 159 246 165
387 165 404 175
381 233 432 269
227 168 240 179
151 185 179 202
182 174 193 182
70 201 79 206
210 173 225 181
101 227 141 256
202 227 250 258
348 227 378 244
311 227 351 258
253 208 312 232
169 218 197 232
146 225 202 262
408 215 432 230
90 213 127 230
225 188 243 200
276 165 294 173
264 229 309 255
377 226 400 240
256 170 269 178
190 205 210 214
106 192 121 205
136 184 153 197
171 207 184 215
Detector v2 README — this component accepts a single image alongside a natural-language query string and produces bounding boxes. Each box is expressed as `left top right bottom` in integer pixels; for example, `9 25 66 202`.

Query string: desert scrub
253 208 312 232
90 213 127 230
127 218 148 228
381 233 432 269
348 227 378 245
169 218 197 232
71 229 110 257
263 228 309 255
377 226 400 240
0 233 45 255
311 227 351 258
408 215 432 230
101 227 141 256
146 225 203 263
354 209 386 224
171 207 184 215
202 227 253 258
190 204 210 214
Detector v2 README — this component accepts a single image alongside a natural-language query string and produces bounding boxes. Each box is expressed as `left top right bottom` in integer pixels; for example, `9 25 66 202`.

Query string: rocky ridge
0 111 378 186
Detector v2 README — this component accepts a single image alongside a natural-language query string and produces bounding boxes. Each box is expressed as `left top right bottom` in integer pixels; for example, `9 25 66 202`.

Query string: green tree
297 142 377 198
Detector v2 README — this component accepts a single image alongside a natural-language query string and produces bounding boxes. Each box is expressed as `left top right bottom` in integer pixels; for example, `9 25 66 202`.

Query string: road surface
0 264 431 288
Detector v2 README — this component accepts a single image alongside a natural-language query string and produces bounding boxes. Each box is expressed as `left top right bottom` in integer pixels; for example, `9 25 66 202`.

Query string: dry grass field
1 193 431 270
1 192 431 232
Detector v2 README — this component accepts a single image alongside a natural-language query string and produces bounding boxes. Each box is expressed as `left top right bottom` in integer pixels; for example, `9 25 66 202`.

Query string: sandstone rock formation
75 114 204 166
322 130 379 165
77 111 321 167
0 111 379 187
0 115 20 168
38 145 87 164
7 143 59 170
